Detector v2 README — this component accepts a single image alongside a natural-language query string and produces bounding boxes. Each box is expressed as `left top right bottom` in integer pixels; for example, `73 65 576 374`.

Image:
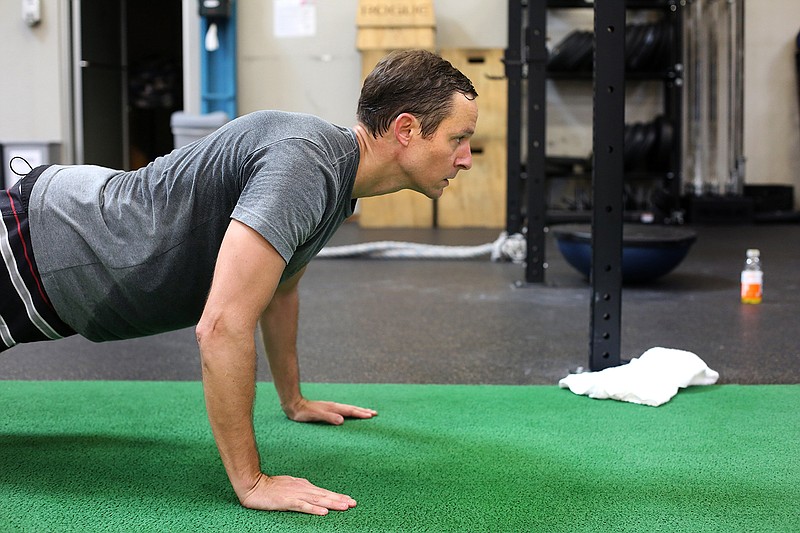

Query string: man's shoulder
233 111 349 139
234 110 329 129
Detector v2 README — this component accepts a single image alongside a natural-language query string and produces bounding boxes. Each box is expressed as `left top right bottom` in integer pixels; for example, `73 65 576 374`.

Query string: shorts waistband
1 165 76 352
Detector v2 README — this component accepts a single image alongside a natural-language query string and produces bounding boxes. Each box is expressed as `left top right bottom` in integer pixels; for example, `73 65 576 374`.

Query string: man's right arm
196 220 356 514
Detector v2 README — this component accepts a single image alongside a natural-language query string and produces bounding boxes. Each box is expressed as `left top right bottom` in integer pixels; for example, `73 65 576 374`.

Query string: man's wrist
233 470 268 502
280 395 305 417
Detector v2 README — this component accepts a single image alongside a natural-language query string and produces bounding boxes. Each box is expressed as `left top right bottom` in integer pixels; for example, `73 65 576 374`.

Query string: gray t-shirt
29 111 359 342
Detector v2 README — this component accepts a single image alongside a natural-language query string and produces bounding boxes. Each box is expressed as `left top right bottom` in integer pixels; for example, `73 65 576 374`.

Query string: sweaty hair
357 49 477 139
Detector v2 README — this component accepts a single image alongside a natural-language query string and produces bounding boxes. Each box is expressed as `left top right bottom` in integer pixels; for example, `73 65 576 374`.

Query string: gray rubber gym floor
2 222 798 385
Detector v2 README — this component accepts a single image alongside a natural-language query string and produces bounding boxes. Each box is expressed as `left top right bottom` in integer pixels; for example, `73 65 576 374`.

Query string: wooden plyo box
356 27 436 51
358 190 434 228
356 0 435 27
360 49 388 80
440 48 507 142
438 140 507 228
356 0 435 52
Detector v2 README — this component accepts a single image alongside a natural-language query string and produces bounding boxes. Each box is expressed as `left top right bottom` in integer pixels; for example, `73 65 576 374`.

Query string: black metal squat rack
504 0 685 370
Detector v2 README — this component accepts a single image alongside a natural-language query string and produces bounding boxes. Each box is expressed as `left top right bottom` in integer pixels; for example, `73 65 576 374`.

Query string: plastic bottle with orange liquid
740 249 763 304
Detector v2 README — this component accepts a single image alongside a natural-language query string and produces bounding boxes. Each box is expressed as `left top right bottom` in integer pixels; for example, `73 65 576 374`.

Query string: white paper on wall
273 0 316 38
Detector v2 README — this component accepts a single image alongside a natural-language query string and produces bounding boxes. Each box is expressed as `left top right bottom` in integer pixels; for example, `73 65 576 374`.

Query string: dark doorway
77 0 183 170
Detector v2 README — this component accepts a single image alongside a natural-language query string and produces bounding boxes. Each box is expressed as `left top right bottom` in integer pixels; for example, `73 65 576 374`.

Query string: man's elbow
196 316 222 373
195 317 214 353
194 315 239 365
196 313 250 365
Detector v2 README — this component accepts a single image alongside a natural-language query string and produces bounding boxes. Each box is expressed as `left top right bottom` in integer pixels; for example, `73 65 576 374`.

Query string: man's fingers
299 503 330 516
291 493 354 515
289 401 378 424
351 406 378 418
284 481 358 514
330 402 378 419
319 403 376 425
324 412 345 425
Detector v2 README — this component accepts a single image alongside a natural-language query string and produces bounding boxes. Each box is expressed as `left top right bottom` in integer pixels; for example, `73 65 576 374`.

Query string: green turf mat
1 382 798 532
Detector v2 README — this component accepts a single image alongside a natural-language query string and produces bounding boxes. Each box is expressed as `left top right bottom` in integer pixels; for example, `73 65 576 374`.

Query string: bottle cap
746 249 760 257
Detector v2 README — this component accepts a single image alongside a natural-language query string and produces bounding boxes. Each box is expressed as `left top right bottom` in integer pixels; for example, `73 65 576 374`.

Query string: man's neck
351 123 406 199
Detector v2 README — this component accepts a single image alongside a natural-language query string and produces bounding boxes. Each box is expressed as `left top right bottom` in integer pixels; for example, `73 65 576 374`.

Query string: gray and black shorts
1 166 75 353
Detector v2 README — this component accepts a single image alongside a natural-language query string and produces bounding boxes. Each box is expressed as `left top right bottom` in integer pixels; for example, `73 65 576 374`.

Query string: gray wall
0 0 70 153
744 0 800 194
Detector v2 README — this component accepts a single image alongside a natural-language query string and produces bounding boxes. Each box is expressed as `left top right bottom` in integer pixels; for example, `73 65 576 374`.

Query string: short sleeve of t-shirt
231 137 338 265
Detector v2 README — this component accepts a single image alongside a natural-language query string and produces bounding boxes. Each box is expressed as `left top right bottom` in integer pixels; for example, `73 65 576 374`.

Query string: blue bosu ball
551 223 697 283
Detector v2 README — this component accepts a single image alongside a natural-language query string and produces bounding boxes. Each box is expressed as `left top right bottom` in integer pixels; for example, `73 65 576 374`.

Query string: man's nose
456 144 473 170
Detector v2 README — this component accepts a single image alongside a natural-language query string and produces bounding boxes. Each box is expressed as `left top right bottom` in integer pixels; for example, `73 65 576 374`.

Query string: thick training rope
317 232 527 263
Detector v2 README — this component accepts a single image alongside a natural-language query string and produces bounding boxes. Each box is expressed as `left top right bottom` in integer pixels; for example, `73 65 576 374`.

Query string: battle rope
317 232 527 263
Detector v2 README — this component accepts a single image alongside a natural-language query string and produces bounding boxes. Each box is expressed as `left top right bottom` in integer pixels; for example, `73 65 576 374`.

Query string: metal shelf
547 69 681 81
506 1 685 370
547 0 679 9
546 172 676 181
505 0 685 283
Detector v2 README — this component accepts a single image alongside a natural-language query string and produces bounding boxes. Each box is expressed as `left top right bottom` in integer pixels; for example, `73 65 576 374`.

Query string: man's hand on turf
282 398 378 425
239 473 357 515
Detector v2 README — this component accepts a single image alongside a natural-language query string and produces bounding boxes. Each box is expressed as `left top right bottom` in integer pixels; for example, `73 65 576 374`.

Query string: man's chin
412 185 445 200
409 179 451 199
424 188 445 200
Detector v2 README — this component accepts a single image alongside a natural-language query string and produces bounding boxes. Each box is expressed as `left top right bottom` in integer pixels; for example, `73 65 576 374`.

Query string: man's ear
393 113 419 147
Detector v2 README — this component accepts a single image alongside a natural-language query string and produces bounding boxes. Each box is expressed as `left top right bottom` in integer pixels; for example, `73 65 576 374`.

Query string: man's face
404 93 478 199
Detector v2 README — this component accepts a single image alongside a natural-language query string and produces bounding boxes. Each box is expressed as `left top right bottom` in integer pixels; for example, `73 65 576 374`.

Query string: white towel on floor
558 347 719 406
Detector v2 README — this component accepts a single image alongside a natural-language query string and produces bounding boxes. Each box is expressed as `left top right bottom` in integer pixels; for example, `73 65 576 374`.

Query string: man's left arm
259 266 378 424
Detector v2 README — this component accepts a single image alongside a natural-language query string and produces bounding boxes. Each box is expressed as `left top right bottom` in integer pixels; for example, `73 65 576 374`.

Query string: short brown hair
357 49 477 138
